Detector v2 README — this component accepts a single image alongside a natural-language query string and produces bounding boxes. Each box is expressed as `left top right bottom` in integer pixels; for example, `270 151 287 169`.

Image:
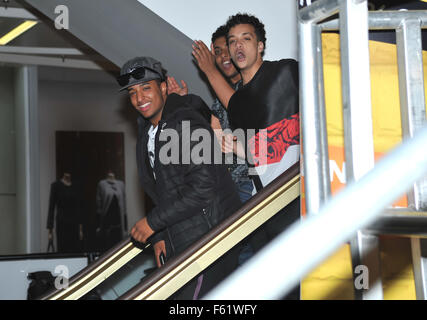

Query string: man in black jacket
117 56 241 299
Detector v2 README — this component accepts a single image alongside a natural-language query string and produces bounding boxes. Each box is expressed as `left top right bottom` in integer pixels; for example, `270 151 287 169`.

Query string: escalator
18 0 427 300
41 163 300 300
16 0 301 300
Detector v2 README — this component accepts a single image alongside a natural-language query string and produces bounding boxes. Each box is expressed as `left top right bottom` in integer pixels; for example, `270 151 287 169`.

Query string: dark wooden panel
56 131 125 252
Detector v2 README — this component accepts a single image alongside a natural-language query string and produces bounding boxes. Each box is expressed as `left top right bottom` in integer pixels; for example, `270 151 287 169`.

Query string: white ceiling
0 0 115 77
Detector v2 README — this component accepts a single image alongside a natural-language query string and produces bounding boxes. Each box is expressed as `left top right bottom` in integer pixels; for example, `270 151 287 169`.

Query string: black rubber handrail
119 162 300 300
41 162 299 300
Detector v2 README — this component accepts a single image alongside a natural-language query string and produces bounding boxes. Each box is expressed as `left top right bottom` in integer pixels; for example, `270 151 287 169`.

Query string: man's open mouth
236 50 246 62
222 60 232 69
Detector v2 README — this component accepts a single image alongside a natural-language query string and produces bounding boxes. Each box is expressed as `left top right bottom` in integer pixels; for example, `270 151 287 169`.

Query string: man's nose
135 89 144 105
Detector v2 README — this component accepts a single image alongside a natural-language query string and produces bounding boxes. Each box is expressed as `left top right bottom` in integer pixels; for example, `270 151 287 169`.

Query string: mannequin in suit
47 172 83 253
95 171 127 252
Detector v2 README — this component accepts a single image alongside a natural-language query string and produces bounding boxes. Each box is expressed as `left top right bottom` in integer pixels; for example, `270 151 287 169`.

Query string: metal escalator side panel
42 238 145 300
119 163 300 300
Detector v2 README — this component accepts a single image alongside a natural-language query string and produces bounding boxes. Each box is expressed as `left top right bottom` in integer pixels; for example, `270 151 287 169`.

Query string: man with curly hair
191 13 301 298
225 12 301 300
225 13 300 190
191 12 300 241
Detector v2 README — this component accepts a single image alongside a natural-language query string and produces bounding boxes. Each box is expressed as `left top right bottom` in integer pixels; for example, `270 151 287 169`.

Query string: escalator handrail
41 162 299 300
118 162 300 300
41 237 146 300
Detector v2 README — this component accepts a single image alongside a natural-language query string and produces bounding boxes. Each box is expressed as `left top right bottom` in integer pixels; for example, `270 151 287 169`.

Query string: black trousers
166 197 301 300
243 197 300 252
56 220 81 253
169 243 241 300
239 196 301 300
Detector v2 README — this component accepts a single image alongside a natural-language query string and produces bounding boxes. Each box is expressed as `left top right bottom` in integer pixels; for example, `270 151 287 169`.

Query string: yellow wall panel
301 33 426 300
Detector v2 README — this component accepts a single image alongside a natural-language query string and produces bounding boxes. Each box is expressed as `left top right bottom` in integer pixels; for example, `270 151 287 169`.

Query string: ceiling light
0 20 38 46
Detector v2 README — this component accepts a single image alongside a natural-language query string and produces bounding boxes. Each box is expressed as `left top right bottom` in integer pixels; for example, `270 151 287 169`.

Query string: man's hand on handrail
131 217 154 244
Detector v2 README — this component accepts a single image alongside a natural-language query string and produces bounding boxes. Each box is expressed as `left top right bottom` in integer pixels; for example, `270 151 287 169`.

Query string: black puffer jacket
136 93 241 258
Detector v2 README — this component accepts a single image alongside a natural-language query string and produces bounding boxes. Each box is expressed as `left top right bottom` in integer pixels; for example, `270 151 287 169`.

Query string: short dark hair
225 13 267 52
211 25 228 44
155 79 164 87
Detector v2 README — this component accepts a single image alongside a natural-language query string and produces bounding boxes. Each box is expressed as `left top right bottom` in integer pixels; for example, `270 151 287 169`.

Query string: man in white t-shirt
117 56 242 299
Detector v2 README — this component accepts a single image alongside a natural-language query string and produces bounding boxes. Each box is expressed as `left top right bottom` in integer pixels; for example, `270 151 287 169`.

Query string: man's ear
258 41 264 55
160 81 168 98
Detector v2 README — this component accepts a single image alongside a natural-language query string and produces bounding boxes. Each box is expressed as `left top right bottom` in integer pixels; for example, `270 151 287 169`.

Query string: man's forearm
204 68 235 109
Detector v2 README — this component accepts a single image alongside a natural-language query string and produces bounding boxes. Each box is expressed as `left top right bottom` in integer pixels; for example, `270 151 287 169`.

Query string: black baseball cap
117 56 166 91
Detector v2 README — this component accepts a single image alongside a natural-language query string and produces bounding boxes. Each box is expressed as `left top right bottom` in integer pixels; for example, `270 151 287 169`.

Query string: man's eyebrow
128 82 150 92
227 32 253 39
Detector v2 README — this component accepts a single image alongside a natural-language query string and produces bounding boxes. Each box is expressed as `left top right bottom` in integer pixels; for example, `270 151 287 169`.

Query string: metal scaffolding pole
298 21 331 215
205 125 427 300
339 0 382 300
321 10 427 31
396 17 427 300
318 6 427 301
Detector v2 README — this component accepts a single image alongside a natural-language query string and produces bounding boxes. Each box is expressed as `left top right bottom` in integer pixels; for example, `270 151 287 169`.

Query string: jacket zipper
202 208 212 229
152 120 164 179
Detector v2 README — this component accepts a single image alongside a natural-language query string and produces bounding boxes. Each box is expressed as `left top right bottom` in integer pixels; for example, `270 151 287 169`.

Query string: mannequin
47 172 83 253
107 172 115 181
61 172 71 186
96 171 127 252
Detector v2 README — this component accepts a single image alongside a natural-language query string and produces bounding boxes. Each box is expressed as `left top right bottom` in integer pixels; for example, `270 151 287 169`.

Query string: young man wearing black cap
117 56 241 299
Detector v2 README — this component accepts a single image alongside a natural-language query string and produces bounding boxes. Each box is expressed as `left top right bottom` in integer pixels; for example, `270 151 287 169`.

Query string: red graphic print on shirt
248 113 299 167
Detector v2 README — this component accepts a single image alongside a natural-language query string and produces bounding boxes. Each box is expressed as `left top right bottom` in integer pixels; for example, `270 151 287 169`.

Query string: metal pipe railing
298 0 427 300
205 124 427 300
339 0 382 300
299 0 340 24
395 10 427 300
298 21 331 215
321 11 427 31
367 209 427 237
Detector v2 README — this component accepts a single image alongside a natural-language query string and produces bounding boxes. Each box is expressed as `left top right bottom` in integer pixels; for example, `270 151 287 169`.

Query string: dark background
56 131 125 252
